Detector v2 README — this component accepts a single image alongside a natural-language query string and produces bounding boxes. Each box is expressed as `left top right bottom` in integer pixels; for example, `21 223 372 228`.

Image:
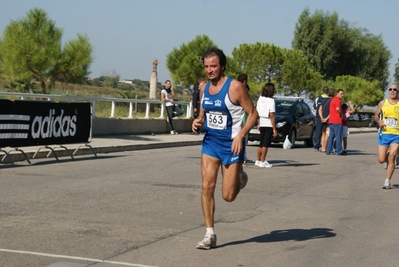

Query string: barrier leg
33 146 59 161
45 146 59 160
1 149 14 165
58 145 74 159
14 148 31 164
73 143 97 158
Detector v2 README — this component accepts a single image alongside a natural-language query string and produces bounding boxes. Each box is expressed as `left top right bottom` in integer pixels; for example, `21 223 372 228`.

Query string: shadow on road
271 162 320 167
217 228 336 248
0 154 124 168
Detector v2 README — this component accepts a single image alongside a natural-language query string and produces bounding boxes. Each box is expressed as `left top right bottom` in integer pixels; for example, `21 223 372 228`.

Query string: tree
103 75 120 88
232 43 284 83
0 8 93 94
232 42 284 95
356 31 391 90
292 9 340 79
292 8 391 90
52 34 93 84
280 48 323 96
332 75 383 107
394 60 399 84
166 35 216 88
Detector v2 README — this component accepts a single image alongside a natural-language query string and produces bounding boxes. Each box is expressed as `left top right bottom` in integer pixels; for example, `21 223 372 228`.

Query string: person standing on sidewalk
237 73 253 166
161 80 183 135
305 93 316 116
314 86 330 151
254 82 278 168
318 88 335 153
341 103 350 154
326 89 345 155
192 47 258 250
374 84 399 189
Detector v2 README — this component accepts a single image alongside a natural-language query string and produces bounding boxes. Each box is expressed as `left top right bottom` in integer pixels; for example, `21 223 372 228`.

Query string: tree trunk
27 82 34 94
40 80 46 94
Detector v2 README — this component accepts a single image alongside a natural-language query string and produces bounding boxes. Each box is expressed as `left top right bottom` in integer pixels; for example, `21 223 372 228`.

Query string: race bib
385 117 398 128
206 111 227 130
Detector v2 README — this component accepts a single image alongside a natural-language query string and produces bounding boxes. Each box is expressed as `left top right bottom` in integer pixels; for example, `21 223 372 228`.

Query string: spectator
326 89 345 156
161 80 183 135
313 86 330 151
254 83 278 168
237 73 253 166
342 103 350 154
305 93 316 116
318 89 335 153
347 101 355 114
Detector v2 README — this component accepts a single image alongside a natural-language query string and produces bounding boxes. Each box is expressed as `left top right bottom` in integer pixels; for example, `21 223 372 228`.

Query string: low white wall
92 117 193 136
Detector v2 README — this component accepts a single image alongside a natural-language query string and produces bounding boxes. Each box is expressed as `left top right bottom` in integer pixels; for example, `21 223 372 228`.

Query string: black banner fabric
0 100 91 147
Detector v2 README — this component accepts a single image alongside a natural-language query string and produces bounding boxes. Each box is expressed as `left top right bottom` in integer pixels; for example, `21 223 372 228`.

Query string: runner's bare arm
374 100 384 128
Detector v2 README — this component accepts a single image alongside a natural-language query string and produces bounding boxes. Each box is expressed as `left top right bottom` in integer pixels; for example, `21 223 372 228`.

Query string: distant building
119 79 134 85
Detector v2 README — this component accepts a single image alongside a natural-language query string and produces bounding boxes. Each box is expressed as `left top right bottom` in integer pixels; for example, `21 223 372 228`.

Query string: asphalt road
0 132 398 267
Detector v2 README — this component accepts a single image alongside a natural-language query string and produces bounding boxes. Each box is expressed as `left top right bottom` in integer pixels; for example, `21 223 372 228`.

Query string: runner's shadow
344 150 375 156
217 228 336 248
274 163 320 167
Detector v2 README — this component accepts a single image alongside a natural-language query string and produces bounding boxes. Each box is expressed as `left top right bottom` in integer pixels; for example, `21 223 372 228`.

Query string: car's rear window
275 101 294 115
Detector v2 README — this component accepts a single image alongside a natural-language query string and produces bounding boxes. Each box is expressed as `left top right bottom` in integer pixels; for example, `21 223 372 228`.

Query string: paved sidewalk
0 127 377 164
0 132 204 164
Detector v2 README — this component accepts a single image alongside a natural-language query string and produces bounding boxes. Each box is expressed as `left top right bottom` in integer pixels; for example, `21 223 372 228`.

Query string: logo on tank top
215 100 222 107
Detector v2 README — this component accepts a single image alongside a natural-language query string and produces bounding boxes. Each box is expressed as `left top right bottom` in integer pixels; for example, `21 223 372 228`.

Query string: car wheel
305 128 315 147
289 130 296 148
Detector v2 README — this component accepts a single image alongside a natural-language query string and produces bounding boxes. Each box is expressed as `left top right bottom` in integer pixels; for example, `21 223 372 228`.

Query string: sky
0 0 398 88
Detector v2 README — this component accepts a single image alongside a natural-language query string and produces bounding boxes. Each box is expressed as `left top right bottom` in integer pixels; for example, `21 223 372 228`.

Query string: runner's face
389 84 398 99
203 56 223 81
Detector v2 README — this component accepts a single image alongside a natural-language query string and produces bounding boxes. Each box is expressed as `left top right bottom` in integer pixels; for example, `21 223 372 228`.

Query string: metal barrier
0 99 95 165
0 92 193 119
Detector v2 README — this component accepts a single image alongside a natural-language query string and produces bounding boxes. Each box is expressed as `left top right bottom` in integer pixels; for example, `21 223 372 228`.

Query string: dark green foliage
292 8 391 90
166 35 216 87
0 8 93 94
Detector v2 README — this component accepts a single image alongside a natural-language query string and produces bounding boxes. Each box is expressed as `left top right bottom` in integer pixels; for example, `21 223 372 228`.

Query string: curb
1 139 203 165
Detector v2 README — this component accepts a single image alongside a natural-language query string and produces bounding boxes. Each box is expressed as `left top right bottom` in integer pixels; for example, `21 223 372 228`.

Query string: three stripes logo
0 114 30 140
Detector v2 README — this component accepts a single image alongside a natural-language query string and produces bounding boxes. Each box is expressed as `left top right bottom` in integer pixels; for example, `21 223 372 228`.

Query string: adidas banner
0 99 92 148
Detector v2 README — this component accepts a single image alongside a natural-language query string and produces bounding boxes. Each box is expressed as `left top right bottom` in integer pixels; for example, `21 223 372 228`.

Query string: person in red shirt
326 89 345 155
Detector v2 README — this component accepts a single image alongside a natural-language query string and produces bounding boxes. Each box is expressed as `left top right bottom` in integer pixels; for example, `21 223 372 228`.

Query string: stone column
149 60 158 99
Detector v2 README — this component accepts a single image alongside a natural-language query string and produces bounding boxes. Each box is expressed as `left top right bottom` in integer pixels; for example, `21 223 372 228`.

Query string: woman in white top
161 80 183 134
255 83 278 168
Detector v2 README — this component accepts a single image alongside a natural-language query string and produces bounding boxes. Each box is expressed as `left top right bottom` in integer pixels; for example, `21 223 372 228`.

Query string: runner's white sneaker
382 179 391 189
255 160 261 166
196 234 217 250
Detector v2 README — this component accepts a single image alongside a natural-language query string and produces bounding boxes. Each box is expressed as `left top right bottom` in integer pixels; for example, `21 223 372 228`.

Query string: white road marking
0 248 158 267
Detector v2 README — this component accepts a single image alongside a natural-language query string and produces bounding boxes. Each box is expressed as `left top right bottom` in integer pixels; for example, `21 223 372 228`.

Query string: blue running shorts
378 133 399 147
201 134 245 165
